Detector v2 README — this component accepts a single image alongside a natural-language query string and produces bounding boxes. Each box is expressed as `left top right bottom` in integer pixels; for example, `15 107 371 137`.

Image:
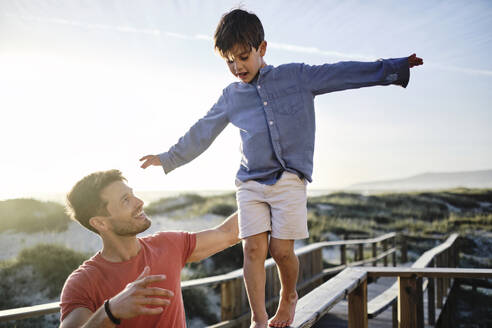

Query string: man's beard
111 217 152 236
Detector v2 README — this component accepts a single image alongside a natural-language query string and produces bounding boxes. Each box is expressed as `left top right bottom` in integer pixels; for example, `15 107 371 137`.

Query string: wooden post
383 239 388 267
348 279 368 328
392 237 397 267
454 237 460 267
392 302 398 328
221 278 242 321
436 255 443 309
428 276 436 325
358 244 364 263
341 244 347 265
398 275 424 328
265 265 277 314
312 248 323 289
443 251 449 294
401 234 408 263
372 242 377 267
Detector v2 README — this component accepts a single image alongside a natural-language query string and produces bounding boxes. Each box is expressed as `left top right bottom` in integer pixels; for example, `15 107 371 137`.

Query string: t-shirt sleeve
59 269 96 321
180 232 197 266
152 231 197 267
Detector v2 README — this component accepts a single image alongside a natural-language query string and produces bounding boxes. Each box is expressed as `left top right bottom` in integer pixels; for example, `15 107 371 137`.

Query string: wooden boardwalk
313 274 397 328
312 264 444 328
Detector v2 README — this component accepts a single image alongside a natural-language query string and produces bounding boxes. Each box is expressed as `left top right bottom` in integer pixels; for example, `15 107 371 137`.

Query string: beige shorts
235 171 309 240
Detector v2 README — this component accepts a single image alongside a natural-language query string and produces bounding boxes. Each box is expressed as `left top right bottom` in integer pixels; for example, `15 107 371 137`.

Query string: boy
140 8 423 328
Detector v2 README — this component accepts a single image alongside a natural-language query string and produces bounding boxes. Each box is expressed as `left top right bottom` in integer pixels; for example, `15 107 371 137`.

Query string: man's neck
100 235 142 262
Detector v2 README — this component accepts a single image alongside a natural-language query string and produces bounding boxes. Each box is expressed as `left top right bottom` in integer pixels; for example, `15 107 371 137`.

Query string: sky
1 0 491 198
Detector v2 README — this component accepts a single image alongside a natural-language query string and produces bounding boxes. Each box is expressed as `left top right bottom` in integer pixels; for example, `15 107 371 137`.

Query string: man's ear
259 40 267 57
89 216 108 233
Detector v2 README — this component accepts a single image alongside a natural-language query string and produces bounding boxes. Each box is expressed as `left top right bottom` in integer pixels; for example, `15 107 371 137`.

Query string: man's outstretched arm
188 211 240 263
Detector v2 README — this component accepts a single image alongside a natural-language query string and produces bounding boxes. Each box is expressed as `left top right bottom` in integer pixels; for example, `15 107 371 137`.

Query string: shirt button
264 101 268 106
257 85 261 89
269 121 274 125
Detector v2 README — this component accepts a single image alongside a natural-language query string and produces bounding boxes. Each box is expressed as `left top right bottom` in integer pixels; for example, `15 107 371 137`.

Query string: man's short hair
214 8 264 59
66 169 126 234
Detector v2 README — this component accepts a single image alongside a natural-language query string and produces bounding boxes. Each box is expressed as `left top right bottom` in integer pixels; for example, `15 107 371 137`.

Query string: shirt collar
260 65 273 75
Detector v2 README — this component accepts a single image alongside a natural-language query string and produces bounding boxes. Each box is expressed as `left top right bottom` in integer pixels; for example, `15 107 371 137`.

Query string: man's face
225 41 266 83
99 180 151 236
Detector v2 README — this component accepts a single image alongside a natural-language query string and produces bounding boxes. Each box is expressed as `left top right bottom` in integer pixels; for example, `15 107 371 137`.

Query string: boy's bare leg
243 232 269 328
268 238 298 327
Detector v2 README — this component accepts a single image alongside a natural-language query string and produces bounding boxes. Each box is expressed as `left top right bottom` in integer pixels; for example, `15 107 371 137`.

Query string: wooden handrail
184 233 397 290
365 267 492 279
0 302 60 322
291 268 367 328
293 266 492 328
367 233 459 321
412 233 459 268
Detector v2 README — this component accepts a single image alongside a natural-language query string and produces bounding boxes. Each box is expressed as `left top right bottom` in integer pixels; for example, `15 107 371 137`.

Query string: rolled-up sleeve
159 89 230 174
298 57 410 96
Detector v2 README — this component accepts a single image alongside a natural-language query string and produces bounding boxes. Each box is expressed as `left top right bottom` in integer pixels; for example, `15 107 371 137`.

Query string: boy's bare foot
268 292 298 327
250 312 269 328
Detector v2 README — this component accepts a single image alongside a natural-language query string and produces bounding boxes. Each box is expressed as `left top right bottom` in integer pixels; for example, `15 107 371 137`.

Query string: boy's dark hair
214 8 264 59
66 169 126 234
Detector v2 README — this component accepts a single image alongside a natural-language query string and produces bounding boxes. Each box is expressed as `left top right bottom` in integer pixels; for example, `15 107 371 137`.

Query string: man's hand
140 155 162 169
109 266 173 319
408 53 423 68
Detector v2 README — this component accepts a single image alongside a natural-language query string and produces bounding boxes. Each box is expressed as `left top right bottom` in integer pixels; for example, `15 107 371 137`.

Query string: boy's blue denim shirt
159 57 410 185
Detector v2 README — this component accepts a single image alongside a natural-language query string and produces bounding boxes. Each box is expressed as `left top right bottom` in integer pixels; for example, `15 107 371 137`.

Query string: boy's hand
408 53 423 68
140 155 162 169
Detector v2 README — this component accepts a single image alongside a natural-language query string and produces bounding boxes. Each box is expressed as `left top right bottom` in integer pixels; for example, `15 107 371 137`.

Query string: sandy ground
0 213 224 261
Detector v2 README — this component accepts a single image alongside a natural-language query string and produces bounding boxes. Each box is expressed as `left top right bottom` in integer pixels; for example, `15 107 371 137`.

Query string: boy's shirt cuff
158 152 175 174
393 57 410 88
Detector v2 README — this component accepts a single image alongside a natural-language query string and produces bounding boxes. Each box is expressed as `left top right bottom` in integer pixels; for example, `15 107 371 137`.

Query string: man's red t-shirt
60 231 197 327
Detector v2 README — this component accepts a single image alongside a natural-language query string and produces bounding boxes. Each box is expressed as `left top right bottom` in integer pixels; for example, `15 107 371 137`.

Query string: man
60 169 239 327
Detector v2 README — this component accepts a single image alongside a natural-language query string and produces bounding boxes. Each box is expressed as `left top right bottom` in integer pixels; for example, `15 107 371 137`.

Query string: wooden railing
367 233 459 326
0 232 399 325
292 232 492 328
291 266 492 328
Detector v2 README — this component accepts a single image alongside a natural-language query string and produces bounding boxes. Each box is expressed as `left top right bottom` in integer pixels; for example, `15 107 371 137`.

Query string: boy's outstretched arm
140 155 162 169
408 53 423 68
138 89 230 175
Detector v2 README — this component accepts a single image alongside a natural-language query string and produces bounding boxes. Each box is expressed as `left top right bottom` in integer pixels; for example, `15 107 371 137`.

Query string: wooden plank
367 282 398 318
0 302 60 322
182 268 242 290
412 234 459 269
365 267 492 279
348 279 368 328
291 268 367 328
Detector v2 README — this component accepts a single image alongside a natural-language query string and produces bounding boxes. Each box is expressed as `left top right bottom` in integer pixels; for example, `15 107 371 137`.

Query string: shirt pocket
269 84 303 115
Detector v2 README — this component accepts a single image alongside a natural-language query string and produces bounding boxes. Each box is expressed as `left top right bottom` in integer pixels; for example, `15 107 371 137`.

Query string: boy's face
225 41 267 83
